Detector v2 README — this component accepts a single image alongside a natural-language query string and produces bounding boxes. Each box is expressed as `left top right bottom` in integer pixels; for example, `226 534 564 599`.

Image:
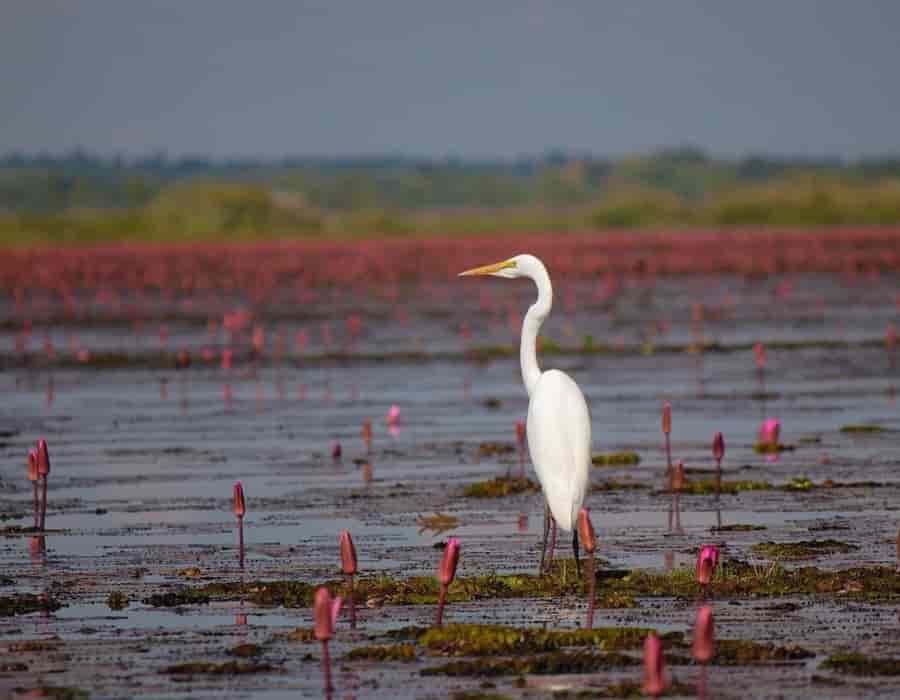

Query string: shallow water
1 271 899 698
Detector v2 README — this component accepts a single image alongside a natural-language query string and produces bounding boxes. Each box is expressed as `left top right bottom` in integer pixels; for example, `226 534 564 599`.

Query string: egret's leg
539 501 551 575
573 529 581 577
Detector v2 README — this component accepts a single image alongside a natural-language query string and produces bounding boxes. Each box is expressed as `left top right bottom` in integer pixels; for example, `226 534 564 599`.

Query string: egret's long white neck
521 261 552 397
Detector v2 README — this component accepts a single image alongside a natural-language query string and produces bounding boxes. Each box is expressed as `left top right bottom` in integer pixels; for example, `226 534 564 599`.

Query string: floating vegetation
750 540 859 560
478 442 515 456
840 424 884 434
711 524 767 532
416 513 459 535
679 479 772 495
421 650 640 677
714 639 814 665
415 624 670 656
162 661 276 675
285 628 315 642
462 477 540 498
783 477 814 492
106 591 128 610
591 452 641 467
753 442 794 454
0 594 62 617
592 480 649 493
142 556 900 611
345 644 417 661
229 643 262 658
604 561 900 601
599 591 638 608
820 653 900 676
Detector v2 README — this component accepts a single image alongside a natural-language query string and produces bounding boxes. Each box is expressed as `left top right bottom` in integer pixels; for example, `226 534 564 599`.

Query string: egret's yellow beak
458 259 516 277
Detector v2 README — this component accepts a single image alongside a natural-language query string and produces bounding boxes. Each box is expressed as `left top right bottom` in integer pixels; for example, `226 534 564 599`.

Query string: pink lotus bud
340 530 357 576
713 432 725 461
331 442 342 459
692 605 716 663
662 402 671 435
36 439 50 476
439 538 460 586
577 508 596 554
759 418 781 445
387 404 400 425
331 596 343 627
515 421 526 446
314 587 338 641
233 481 246 518
696 545 719 585
221 349 233 370
27 449 39 482
641 633 669 697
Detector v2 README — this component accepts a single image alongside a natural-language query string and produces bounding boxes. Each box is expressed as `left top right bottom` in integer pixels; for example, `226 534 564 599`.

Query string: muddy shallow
1 271 899 699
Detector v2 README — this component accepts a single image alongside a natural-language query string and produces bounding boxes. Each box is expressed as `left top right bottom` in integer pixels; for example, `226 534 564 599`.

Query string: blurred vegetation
2 148 900 244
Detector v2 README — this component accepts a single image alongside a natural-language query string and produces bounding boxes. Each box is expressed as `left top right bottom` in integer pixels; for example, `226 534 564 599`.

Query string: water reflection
517 512 528 534
29 535 46 566
667 493 684 536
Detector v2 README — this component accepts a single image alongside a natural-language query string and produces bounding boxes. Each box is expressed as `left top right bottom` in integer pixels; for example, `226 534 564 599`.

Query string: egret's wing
527 370 591 531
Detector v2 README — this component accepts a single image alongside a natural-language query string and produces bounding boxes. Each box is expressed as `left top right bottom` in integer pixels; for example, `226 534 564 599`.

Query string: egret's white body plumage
460 254 591 534
527 369 590 531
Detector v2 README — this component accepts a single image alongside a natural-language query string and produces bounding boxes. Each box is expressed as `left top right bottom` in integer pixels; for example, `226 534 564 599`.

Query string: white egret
459 254 591 574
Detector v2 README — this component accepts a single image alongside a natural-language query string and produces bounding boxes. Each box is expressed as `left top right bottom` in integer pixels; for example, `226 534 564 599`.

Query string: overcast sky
2 1 899 159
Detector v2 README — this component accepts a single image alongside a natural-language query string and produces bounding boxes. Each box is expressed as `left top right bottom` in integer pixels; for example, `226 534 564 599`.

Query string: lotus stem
586 550 596 629
238 515 244 569
321 640 333 693
32 482 40 529
40 477 48 531
435 584 447 626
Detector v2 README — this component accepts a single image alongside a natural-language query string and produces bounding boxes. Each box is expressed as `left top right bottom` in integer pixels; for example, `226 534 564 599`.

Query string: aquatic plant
820 653 900 676
591 451 641 466
233 481 246 569
696 545 720 592
436 537 460 626
750 539 858 559
36 438 50 530
712 431 725 495
462 476 540 498
756 418 781 453
27 448 39 529
340 529 358 628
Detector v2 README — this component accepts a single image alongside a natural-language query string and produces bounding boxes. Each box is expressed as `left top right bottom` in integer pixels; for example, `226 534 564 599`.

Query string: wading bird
460 255 591 574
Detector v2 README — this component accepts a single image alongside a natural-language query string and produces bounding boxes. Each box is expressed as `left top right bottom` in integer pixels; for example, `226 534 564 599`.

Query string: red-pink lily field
1 227 899 699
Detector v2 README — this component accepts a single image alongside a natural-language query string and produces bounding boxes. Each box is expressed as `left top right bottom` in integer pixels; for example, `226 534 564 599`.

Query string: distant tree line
2 148 900 243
